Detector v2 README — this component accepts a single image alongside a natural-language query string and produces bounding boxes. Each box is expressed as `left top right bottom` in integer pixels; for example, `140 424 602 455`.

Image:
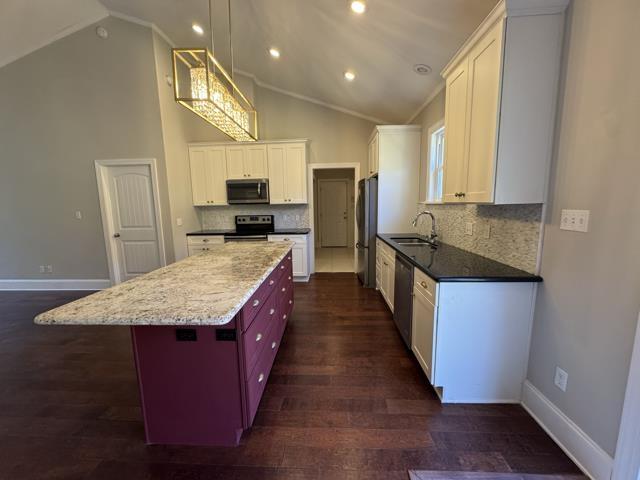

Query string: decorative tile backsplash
414 203 543 273
200 205 310 230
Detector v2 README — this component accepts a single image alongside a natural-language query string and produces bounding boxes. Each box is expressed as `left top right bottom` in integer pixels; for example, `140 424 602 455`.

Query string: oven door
226 179 270 204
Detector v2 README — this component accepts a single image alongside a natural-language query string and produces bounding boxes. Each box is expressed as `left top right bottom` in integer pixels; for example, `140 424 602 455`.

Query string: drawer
414 268 438 305
276 251 293 275
240 267 281 331
188 246 215 256
268 234 307 246
187 235 224 246
276 268 293 311
242 294 278 378
245 320 281 425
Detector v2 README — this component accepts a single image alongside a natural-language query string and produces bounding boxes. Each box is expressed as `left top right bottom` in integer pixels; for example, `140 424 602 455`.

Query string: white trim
0 9 109 70
307 163 361 275
522 381 614 480
422 118 446 204
613 313 640 480
405 82 446 124
94 158 168 285
0 279 110 291
235 69 389 125
188 138 309 147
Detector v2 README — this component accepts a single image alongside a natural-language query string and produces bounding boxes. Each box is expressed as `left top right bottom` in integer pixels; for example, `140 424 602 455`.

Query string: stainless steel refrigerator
356 177 378 288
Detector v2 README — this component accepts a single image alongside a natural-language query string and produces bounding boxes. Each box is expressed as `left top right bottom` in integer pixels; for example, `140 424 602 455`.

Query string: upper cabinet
225 144 268 179
188 140 308 206
267 142 308 204
441 0 569 204
367 133 379 177
189 146 228 206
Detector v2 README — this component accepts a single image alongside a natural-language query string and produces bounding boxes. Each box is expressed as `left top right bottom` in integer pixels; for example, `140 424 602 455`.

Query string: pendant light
172 0 257 141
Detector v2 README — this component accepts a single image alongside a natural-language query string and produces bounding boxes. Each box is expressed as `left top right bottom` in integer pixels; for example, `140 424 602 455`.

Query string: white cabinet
441 0 567 204
268 234 309 280
367 133 379 177
376 239 395 312
226 144 268 180
189 146 228 206
412 269 438 382
267 142 308 204
186 235 225 256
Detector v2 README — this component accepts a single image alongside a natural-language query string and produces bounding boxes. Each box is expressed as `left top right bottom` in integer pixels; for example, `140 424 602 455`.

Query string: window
426 121 445 203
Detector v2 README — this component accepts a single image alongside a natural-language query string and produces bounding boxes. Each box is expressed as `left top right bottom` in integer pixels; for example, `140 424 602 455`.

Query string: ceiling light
350 1 366 14
344 70 356 82
413 64 432 75
269 48 281 59
192 23 204 35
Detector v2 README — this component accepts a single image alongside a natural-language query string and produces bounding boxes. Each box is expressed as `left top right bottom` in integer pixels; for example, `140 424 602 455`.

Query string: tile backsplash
200 205 310 230
414 203 543 273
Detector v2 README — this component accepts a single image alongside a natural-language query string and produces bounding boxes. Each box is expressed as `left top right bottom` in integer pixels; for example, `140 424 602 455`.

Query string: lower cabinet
376 239 395 312
268 234 309 280
186 235 224 256
411 269 437 383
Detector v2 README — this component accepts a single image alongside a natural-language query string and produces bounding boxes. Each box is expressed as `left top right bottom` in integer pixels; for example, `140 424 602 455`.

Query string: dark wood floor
0 273 583 479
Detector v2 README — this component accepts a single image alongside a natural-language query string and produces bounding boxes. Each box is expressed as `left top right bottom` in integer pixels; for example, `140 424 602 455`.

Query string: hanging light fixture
172 0 257 141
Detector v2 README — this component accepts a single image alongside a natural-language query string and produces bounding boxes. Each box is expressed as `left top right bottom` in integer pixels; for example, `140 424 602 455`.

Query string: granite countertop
377 233 542 283
187 228 311 236
34 242 293 326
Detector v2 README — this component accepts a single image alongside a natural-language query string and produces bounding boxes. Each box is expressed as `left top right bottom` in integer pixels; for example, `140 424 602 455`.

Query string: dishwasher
393 254 414 349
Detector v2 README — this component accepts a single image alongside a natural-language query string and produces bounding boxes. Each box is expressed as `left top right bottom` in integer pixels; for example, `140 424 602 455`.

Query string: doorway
95 159 166 285
312 167 357 273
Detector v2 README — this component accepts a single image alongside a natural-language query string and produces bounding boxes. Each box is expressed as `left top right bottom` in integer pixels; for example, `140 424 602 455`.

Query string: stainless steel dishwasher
393 254 414 349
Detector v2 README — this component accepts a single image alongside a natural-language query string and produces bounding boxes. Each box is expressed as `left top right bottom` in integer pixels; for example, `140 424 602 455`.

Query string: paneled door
318 179 348 247
245 145 268 178
97 160 165 284
443 60 469 203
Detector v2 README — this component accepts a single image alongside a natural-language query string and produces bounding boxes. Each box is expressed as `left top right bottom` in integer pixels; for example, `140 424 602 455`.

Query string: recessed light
413 64 432 75
344 70 356 82
269 47 281 59
192 23 204 35
350 1 366 14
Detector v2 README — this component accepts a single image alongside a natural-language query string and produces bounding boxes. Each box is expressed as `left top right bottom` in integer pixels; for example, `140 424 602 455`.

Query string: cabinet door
246 144 268 178
291 243 307 277
226 146 246 179
464 21 504 203
368 134 379 177
205 147 228 205
386 255 395 312
412 287 437 382
189 148 208 206
284 144 307 204
443 60 470 203
267 144 286 204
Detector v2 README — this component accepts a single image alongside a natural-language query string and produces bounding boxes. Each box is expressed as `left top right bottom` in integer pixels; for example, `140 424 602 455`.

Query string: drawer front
242 294 278 378
187 236 224 246
188 246 215 256
276 251 293 276
414 268 438 305
268 234 307 246
240 267 281 331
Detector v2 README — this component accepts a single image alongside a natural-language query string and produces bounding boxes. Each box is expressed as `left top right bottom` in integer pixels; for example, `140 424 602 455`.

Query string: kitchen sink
391 237 436 247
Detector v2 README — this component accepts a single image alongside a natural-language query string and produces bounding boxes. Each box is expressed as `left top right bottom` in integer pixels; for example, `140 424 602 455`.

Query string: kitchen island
35 242 295 446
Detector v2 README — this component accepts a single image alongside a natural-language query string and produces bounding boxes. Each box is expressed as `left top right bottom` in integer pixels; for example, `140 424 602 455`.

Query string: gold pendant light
172 0 257 141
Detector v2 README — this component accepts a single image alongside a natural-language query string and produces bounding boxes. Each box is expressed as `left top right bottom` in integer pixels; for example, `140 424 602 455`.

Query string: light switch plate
554 366 568 392
560 209 590 232
465 222 474 236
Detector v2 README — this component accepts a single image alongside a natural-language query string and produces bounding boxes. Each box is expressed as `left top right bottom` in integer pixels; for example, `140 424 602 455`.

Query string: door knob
113 233 121 238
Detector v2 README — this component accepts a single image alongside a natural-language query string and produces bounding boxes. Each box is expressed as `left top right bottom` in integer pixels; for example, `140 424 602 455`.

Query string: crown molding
405 81 445 124
0 8 109 70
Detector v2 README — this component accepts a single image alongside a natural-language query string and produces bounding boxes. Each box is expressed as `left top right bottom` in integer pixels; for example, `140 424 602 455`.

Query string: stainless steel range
223 215 274 242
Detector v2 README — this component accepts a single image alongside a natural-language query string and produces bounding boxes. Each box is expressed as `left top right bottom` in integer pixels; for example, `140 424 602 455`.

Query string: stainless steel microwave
226 179 270 204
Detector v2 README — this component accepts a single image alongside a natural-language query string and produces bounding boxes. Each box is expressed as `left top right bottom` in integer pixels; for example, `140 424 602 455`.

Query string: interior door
443 60 470 203
319 180 348 247
464 21 503 203
105 164 162 283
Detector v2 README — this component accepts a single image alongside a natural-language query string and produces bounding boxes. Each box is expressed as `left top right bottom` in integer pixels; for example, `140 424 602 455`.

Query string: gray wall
0 16 171 279
527 0 640 456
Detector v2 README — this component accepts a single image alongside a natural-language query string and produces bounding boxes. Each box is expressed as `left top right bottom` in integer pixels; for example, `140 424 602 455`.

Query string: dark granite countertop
377 233 542 283
187 228 311 236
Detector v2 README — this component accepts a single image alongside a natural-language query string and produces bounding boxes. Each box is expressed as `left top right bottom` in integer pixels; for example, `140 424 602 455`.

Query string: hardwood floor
0 274 583 479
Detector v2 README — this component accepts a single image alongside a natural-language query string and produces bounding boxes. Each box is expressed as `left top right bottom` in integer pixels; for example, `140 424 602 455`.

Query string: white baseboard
0 279 111 291
522 380 613 480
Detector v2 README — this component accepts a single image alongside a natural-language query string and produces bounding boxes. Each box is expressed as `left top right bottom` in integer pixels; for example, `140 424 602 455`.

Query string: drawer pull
283 314 287 320
253 299 260 307
203 239 209 243
255 333 263 342
287 256 292 261
420 281 428 289
269 308 275 315
271 341 277 349
288 276 292 280
289 300 293 305
280 265 285 270
269 279 275 285
281 287 286 292
284 238 290 241
258 373 265 383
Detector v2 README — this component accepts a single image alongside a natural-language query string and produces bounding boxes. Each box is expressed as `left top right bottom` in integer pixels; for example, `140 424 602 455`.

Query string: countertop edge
376 234 543 283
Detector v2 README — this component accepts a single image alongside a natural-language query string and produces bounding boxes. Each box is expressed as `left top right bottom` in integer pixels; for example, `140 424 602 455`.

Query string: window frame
421 119 445 204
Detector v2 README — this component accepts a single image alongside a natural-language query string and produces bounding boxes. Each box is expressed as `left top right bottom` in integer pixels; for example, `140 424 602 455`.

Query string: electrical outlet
483 222 492 240
176 217 183 226
554 367 568 392
46 265 53 273
75 211 82 220
465 222 474 236
39 265 46 273
560 209 590 232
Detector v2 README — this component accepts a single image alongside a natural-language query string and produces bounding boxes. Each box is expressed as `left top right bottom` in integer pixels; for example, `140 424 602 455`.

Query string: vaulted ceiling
1 0 498 123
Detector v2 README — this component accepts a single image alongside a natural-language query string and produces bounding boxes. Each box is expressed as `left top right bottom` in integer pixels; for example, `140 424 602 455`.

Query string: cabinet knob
281 287 286 292
258 373 265 383
269 308 275 315
253 299 260 307
269 279 275 285
271 341 277 349
288 276 292 280
284 238 290 241
280 265 285 270
287 256 292 261
283 314 287 320
420 281 428 289
289 299 293 305
256 333 262 342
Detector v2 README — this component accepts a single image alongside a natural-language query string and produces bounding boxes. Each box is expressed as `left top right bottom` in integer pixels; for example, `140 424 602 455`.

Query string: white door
318 180 348 247
412 286 437 382
102 163 163 283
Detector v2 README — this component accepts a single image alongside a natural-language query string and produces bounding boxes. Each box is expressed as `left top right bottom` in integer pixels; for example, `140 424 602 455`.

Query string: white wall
527 0 640 457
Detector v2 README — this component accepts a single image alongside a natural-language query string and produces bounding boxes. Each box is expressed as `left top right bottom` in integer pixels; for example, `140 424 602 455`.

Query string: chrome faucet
412 211 438 244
